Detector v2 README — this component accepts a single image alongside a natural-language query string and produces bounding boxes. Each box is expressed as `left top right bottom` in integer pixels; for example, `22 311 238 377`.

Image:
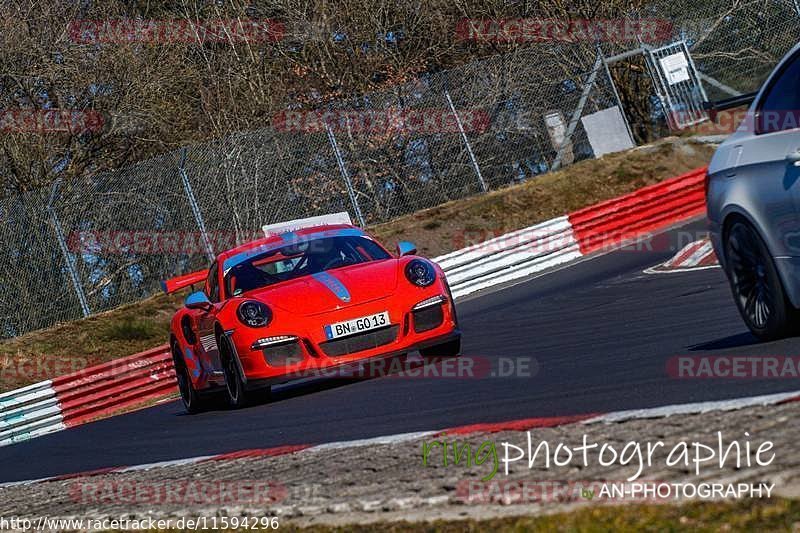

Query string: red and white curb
644 238 719 274
3 389 798 489
0 381 66 447
437 167 707 298
0 348 176 447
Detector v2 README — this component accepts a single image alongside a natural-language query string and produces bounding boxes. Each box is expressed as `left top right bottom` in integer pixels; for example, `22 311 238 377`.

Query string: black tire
173 342 205 414
419 337 461 357
443 278 460 329
724 220 795 341
248 385 273 404
219 335 249 408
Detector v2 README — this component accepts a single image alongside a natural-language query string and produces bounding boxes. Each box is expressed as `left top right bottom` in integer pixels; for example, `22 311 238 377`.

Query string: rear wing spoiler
161 269 209 294
702 91 758 120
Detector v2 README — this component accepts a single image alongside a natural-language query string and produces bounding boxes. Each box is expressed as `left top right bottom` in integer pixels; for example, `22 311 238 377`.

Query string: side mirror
397 241 417 256
185 291 212 311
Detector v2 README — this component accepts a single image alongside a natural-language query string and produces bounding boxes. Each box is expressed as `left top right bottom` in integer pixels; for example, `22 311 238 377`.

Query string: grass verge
370 137 713 258
0 137 715 392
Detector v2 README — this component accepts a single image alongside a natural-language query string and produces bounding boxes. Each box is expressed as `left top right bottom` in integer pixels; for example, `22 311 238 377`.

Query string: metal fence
2 0 799 338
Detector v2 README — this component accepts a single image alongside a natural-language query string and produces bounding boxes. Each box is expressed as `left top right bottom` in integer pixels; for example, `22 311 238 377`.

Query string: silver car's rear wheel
725 221 793 340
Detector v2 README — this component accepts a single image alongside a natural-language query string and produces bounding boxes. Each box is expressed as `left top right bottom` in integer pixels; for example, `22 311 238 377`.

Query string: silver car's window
757 53 800 134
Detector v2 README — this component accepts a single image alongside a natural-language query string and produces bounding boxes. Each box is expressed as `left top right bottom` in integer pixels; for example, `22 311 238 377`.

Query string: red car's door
193 262 225 379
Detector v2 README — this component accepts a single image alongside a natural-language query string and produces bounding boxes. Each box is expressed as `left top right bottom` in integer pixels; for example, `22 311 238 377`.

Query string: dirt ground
0 397 797 528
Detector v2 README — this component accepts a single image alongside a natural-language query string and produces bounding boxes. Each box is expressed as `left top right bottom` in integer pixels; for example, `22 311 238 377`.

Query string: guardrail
0 166 707 446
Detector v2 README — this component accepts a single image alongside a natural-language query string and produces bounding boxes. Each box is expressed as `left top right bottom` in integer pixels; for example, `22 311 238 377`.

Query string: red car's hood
248 259 399 316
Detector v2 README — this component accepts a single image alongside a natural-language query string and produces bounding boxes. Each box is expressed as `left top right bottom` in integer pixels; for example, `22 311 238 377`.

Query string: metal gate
646 41 709 130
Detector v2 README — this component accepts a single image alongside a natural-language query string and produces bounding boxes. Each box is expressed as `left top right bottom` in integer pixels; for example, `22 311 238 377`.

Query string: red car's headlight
237 300 272 328
405 259 436 287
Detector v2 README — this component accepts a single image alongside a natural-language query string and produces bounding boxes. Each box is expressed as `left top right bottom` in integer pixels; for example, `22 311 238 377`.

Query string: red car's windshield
224 235 391 297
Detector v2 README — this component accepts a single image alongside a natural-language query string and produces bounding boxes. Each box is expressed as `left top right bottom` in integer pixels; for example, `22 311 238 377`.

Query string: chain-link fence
2 0 799 338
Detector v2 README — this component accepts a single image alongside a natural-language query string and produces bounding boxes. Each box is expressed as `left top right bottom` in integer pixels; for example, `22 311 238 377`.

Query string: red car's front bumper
229 289 459 385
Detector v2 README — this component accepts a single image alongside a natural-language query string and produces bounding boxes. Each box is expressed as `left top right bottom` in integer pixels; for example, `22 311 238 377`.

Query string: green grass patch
100 319 161 342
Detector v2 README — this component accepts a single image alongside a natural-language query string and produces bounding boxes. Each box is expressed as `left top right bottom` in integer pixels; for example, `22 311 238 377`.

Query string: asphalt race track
4 219 800 483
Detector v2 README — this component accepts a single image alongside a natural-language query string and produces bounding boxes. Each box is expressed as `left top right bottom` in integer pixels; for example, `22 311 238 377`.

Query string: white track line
584 390 800 424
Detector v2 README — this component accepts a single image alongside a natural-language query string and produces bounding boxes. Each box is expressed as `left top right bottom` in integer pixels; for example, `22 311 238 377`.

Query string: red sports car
162 215 461 412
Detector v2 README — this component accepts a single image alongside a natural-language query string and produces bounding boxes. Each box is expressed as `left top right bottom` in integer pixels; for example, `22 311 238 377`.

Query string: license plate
324 311 390 340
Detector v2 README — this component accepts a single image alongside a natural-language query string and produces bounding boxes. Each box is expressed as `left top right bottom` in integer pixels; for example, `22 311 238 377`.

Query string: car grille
412 305 444 333
320 325 399 357
262 341 304 366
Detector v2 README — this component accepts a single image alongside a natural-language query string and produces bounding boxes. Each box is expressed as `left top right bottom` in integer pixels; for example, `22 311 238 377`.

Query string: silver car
707 42 800 340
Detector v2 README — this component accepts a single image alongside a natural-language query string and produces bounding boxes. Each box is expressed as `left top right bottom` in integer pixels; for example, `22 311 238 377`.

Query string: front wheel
420 337 461 357
220 335 249 408
724 221 795 341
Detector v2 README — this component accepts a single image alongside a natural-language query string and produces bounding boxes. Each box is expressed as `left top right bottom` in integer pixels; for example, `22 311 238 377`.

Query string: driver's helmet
306 238 341 272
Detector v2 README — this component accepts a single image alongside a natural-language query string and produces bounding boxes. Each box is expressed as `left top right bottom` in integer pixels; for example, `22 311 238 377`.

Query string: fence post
325 124 366 227
47 179 91 318
551 53 603 172
179 148 215 261
444 88 488 192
